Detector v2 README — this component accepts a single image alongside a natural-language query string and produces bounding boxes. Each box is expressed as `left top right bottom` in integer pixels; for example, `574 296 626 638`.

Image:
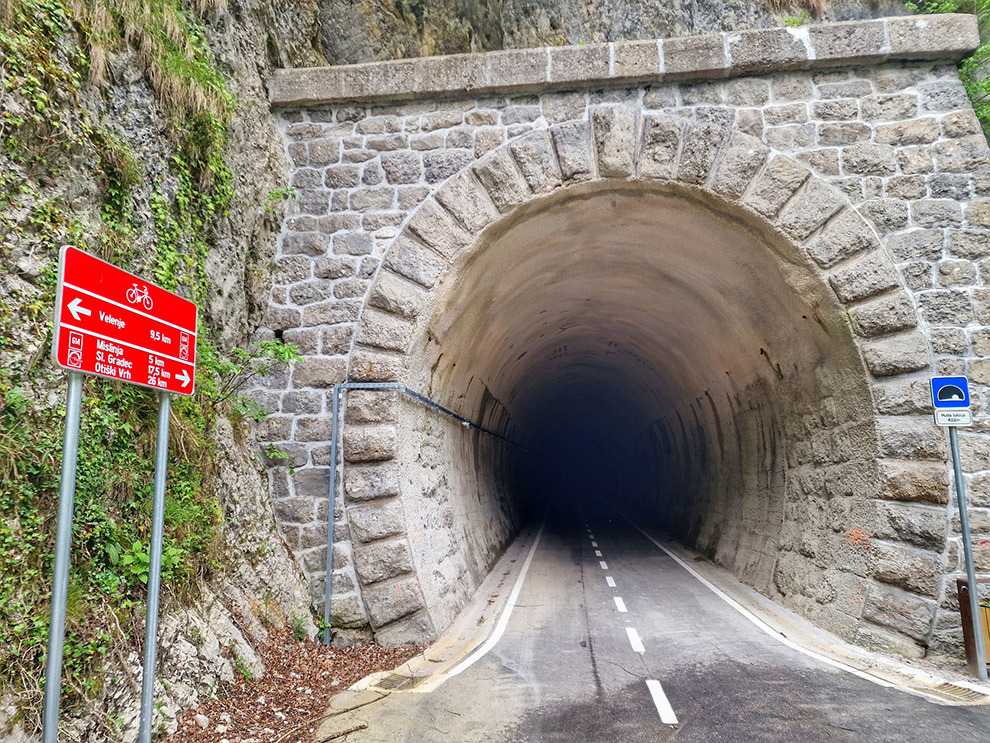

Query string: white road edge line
619 513 894 689
447 520 546 678
614 597 628 613
626 627 645 653
646 679 678 725
599 561 608 570
606 576 616 588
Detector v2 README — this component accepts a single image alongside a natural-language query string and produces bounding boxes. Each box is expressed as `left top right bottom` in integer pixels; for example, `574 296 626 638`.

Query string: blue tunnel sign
931 376 971 408
930 376 973 427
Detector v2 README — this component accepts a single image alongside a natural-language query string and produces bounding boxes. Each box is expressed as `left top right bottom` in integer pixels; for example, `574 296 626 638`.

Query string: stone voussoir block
356 308 415 353
741 155 810 219
550 120 594 182
348 501 406 543
434 171 501 233
361 575 426 628
292 356 347 388
828 251 900 304
510 130 563 194
373 611 436 647
639 115 685 180
777 180 846 240
472 147 532 212
806 210 879 268
592 106 640 178
406 199 472 260
710 131 769 199
345 390 398 425
849 291 917 337
353 538 414 584
368 270 429 320
384 234 447 289
678 119 729 185
343 425 398 463
349 348 405 382
863 582 938 642
344 462 400 501
862 332 931 377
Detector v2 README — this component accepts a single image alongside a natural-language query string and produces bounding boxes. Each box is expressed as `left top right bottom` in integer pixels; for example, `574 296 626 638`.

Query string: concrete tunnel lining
392 181 881 639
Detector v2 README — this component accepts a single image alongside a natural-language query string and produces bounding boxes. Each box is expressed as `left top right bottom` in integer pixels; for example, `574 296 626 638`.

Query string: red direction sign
53 247 198 395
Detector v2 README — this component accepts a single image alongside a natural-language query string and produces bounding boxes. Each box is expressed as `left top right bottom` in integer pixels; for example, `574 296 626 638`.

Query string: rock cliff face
0 1 325 740
316 0 909 64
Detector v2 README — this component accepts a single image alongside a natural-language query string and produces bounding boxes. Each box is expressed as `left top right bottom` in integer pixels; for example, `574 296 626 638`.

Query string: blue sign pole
931 376 987 681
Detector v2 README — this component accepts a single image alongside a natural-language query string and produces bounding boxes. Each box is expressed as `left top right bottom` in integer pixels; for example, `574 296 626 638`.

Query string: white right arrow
67 297 91 321
176 369 191 388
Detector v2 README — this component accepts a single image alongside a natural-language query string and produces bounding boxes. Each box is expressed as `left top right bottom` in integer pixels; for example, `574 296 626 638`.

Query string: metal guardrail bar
321 382 526 643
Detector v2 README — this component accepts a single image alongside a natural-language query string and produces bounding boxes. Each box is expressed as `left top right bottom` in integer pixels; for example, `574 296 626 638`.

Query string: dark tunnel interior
398 182 879 627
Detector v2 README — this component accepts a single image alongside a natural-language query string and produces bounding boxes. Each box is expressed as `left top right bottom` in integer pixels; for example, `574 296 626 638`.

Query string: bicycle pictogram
126 283 154 310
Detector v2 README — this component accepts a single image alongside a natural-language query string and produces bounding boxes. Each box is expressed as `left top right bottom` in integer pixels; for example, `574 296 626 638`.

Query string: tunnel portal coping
269 14 979 107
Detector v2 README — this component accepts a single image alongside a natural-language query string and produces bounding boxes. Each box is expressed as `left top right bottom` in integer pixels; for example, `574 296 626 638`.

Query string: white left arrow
176 369 191 388
67 297 91 321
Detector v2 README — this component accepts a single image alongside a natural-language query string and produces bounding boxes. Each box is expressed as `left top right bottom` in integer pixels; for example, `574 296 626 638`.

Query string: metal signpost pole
948 424 989 682
138 391 172 742
41 372 84 743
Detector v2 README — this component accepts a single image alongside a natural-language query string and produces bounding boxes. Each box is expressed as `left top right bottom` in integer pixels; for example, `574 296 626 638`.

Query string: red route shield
53 246 198 395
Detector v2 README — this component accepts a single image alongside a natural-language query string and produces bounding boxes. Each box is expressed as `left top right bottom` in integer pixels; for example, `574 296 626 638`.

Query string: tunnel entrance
386 181 883 644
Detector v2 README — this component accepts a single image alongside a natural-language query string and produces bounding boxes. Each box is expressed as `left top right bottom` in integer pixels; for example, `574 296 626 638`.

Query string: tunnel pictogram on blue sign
930 376 971 409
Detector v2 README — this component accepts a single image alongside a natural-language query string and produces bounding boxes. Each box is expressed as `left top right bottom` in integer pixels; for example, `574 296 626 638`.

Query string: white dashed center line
591 541 598 547
594 550 602 557
599 561 608 570
606 576 616 588
646 680 678 724
614 597 627 613
625 627 645 654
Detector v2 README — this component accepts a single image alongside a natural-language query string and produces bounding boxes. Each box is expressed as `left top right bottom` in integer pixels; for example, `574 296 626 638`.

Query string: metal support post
138 392 172 742
42 373 84 743
323 384 342 645
949 424 988 682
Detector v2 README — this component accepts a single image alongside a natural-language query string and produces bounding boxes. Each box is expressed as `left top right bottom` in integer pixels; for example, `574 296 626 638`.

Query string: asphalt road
328 510 990 742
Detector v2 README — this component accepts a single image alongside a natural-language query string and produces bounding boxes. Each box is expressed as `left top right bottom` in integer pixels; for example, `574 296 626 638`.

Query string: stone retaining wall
258 14 990 657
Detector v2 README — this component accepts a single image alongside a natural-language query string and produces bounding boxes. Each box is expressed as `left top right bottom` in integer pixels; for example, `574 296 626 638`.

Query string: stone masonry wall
258 15 990 655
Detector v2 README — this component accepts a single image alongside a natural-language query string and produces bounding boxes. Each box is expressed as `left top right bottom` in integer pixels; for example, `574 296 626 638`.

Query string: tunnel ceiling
415 183 869 443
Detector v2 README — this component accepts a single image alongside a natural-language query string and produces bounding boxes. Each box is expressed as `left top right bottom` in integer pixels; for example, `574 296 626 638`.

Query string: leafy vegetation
0 0 297 734
905 0 990 133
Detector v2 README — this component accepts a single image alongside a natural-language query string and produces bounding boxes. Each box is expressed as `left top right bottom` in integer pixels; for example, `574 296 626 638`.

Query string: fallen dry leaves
165 629 422 743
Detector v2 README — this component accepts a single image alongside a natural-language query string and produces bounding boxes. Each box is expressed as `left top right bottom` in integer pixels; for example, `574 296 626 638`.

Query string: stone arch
332 100 959 652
